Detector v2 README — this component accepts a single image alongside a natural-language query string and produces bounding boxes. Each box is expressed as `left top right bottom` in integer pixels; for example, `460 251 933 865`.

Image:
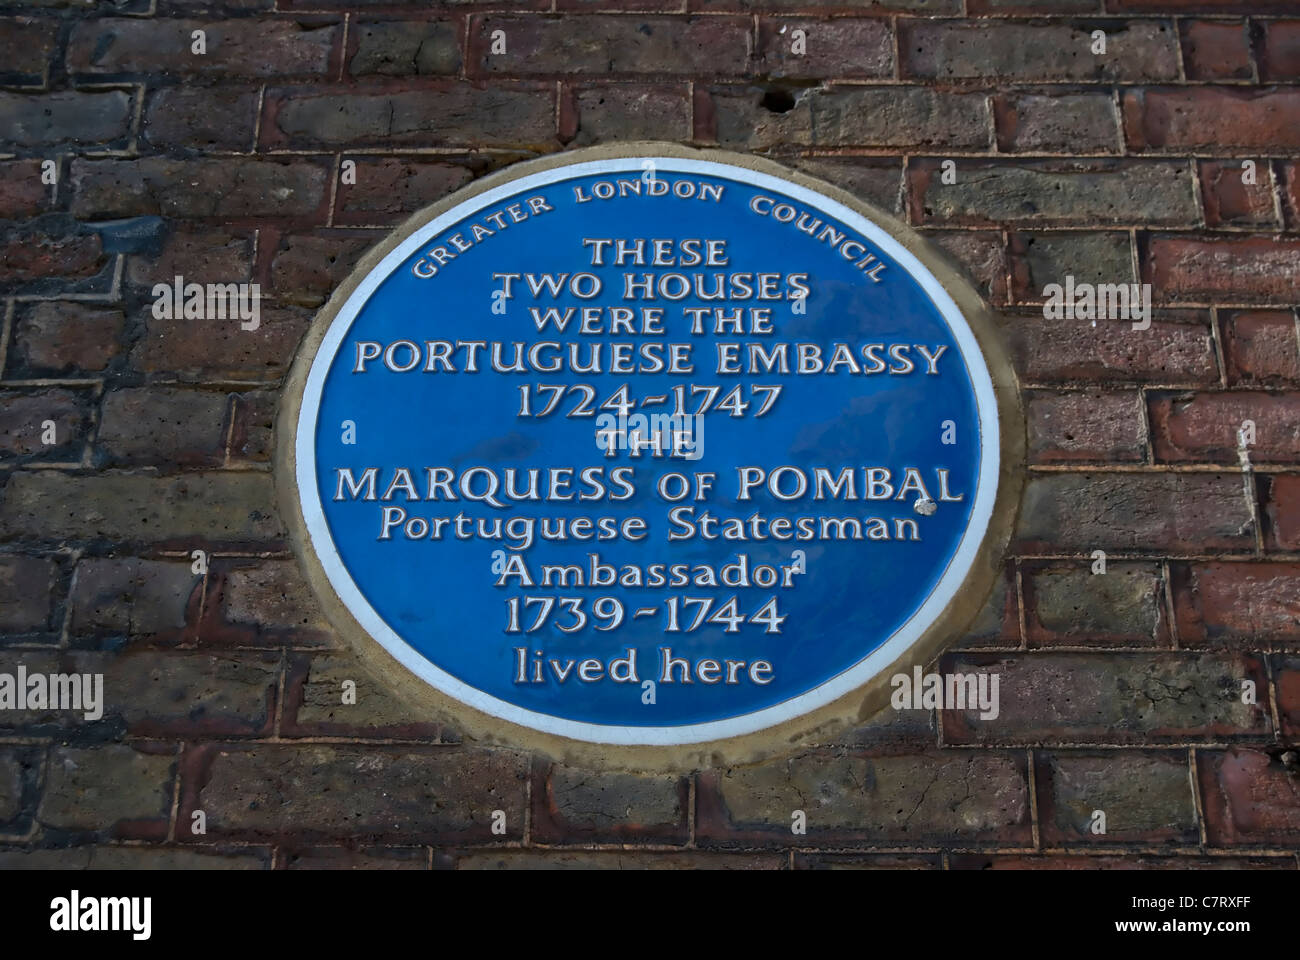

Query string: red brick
263 81 557 150
1027 390 1145 463
1145 235 1300 304
1180 20 1253 81
1124 87 1300 152
1223 311 1300 386
0 222 106 289
1150 391 1300 464
941 652 1269 744
993 92 1120 154
1015 473 1255 553
0 161 51 220
1281 161 1300 230
927 231 1008 305
469 16 751 77
1199 160 1278 228
8 302 124 376
1199 748 1300 845
902 20 1178 81
126 228 253 290
1175 562 1300 648
757 18 893 79
1259 20 1300 81
198 559 333 649
1005 310 1217 385
1275 655 1300 738
67 18 338 78
131 303 311 383
1263 474 1300 551
334 158 476 226
268 233 375 307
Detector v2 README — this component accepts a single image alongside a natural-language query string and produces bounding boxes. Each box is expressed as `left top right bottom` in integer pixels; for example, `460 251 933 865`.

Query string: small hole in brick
761 89 796 114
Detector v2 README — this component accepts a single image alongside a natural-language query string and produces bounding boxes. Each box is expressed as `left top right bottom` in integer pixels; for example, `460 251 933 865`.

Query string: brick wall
1 0 1298 870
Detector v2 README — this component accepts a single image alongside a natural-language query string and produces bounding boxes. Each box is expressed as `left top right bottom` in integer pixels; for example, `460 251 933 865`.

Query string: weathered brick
0 747 36 829
470 16 750 76
793 854 941 869
1005 310 1217 385
1109 0 1298 12
227 390 275 464
954 853 1292 869
126 227 253 290
202 559 332 647
793 158 902 215
1009 231 1134 302
568 85 689 147
531 761 687 844
0 91 134 150
1175 562 1300 648
1146 235 1300 304
1180 20 1253 81
1199 160 1278 228
143 87 260 151
1037 752 1197 843
1015 473 1255 553
954 560 1020 649
1028 390 1145 463
68 557 201 641
282 653 441 738
333 158 475 226
350 20 461 76
901 20 1178 82
940 652 1269 744
0 650 81 732
67 18 338 78
71 158 329 221
1223 310 1300 386
707 85 812 149
696 752 1032 846
909 160 1197 227
8 302 124 377
1260 20 1300 81
1150 392 1300 464
187 745 527 840
264 82 557 150
0 220 107 292
1124 87 1300 152
37 745 175 838
927 231 1009 305
0 472 284 545
269 233 374 307
0 556 57 634
993 92 1120 154
1199 748 1300 845
440 850 786 869
280 846 427 870
757 18 893 79
0 388 91 463
1263 475 1300 551
98 387 232 468
0 17 60 85
1024 562 1166 646
132 304 308 383
0 161 52 220
1277 655 1300 738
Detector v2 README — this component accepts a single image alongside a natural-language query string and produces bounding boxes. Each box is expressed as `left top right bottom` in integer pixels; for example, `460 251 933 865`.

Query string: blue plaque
282 146 1018 751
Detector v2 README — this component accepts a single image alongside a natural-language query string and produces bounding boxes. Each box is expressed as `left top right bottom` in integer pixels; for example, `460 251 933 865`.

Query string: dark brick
143 87 260 151
927 231 1009 305
1015 473 1255 553
1259 20 1300 81
1263 475 1300 551
910 160 1196 227
793 158 902 215
0 388 92 463
469 16 751 77
569 85 689 147
98 387 232 468
0 556 57 633
67 18 338 78
8 302 124 377
0 17 60 85
1037 751 1197 844
68 557 201 643
531 760 687 844
131 304 308 383
333 158 475 226
440 850 786 869
1277 655 1300 738
0 91 134 151
0 161 52 220
264 82 556 150
940 652 1269 744
756 18 893 79
185 745 527 841
1199 160 1279 228
200 559 332 648
696 752 1032 846
350 20 461 76
38 744 175 839
1009 231 1134 303
282 653 442 738
0 220 107 292
281 846 427 870
901 20 1178 82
